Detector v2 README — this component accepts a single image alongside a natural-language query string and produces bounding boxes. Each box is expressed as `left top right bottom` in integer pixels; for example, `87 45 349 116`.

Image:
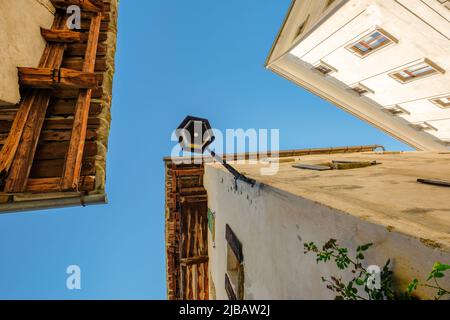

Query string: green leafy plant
407 262 450 300
304 239 449 300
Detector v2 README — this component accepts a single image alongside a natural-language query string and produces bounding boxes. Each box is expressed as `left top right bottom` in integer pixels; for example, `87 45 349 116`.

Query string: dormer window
431 96 450 109
390 59 445 83
350 83 374 96
410 122 437 131
313 61 337 76
347 28 397 58
383 105 410 116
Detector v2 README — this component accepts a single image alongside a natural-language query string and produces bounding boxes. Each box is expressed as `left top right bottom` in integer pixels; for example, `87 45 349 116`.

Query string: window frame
225 224 244 300
346 28 398 58
389 59 445 84
430 95 450 109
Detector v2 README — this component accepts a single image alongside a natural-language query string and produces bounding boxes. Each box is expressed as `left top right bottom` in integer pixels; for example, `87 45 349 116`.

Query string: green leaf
433 262 450 272
407 279 419 294
355 278 365 286
360 243 373 252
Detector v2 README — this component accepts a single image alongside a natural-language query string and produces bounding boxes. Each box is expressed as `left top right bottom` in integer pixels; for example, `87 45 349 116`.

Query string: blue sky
0 1 409 300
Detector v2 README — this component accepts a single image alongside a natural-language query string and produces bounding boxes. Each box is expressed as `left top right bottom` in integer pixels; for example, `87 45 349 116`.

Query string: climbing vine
303 239 450 300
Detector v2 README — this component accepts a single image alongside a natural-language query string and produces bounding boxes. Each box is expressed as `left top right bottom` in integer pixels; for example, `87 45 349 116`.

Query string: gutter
0 193 108 214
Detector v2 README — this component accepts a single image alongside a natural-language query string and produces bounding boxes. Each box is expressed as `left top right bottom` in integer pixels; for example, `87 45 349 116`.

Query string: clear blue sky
0 1 409 300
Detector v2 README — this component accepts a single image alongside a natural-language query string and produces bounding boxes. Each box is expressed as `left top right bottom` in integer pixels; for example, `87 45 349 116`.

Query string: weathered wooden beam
0 93 37 174
4 93 52 192
180 256 209 266
26 176 95 193
18 67 98 89
41 28 81 43
62 13 102 190
50 0 104 13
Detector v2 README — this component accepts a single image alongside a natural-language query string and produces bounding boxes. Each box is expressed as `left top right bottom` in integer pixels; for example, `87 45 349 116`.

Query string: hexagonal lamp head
176 116 215 154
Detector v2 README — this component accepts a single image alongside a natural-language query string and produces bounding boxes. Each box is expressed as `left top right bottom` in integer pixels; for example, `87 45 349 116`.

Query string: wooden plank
66 43 107 57
0 109 18 121
62 57 107 72
30 158 96 179
41 28 81 43
4 93 52 192
179 256 209 266
35 141 97 160
0 93 37 173
43 118 100 131
26 176 95 193
62 13 102 190
37 129 97 142
18 67 98 89
48 99 102 116
53 87 103 99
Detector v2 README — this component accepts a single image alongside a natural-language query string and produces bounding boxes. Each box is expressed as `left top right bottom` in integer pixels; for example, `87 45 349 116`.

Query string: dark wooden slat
66 43 106 57
62 58 107 72
38 129 97 142
43 118 100 130
35 141 97 160
30 158 96 178
26 176 95 193
52 87 103 99
47 99 102 117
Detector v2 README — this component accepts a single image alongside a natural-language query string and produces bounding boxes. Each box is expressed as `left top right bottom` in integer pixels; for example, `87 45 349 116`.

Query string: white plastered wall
0 0 55 106
205 165 450 300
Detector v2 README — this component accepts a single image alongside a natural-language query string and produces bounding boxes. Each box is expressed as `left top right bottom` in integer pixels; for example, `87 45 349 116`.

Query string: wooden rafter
61 13 102 191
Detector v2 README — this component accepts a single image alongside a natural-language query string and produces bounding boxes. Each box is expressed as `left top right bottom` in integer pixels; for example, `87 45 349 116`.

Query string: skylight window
431 96 450 109
390 59 444 83
347 28 397 58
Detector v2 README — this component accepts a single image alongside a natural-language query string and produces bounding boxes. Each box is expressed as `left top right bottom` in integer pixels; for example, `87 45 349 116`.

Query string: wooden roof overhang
0 0 118 213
